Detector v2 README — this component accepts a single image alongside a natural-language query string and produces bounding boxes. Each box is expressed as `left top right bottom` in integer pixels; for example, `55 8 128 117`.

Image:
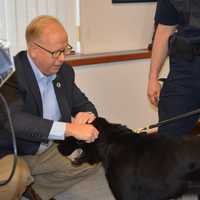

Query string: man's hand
65 123 99 143
73 112 96 124
147 78 161 106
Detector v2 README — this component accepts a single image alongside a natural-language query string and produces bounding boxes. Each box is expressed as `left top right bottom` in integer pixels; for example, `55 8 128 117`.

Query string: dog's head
92 117 110 132
57 117 134 165
92 117 133 142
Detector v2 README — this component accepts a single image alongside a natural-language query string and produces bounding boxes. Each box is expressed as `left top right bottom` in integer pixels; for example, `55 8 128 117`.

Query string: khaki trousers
23 143 100 200
0 154 33 200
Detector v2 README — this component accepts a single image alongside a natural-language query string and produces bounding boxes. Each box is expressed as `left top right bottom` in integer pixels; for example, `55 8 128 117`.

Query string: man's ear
28 46 37 59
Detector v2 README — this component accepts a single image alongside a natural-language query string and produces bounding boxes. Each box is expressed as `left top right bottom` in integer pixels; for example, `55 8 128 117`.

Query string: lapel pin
56 82 61 88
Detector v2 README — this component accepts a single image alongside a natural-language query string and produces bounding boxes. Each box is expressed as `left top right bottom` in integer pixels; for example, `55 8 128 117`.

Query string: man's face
30 22 68 76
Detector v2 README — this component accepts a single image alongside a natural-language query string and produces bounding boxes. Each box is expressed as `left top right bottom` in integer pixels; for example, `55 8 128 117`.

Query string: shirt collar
27 53 56 84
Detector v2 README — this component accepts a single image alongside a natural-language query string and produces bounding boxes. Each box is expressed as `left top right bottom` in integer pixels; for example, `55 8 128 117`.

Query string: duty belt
169 35 200 61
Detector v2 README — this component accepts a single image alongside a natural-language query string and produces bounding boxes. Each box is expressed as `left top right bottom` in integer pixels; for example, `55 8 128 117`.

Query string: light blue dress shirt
27 54 65 142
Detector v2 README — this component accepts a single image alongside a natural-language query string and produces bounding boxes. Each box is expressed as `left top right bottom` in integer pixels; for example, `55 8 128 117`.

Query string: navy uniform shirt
155 0 180 25
155 0 200 36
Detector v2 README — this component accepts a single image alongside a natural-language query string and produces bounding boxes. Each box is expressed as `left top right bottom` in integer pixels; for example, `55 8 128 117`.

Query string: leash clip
134 125 158 135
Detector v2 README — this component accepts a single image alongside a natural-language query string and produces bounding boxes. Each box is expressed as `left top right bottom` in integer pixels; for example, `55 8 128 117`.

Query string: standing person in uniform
0 15 100 200
147 0 200 136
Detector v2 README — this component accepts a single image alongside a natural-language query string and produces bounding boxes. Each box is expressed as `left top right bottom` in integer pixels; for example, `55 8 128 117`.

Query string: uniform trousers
158 56 200 136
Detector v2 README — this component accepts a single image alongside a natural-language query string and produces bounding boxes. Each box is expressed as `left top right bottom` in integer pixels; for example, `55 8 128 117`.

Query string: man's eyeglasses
34 42 73 58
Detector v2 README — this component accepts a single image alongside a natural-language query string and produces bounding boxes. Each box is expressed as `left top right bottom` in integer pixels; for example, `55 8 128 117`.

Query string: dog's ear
92 117 110 132
57 137 80 156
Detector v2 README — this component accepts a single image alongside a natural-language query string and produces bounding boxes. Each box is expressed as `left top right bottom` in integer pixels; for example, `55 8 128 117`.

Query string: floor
22 167 198 200
55 167 115 200
22 167 115 200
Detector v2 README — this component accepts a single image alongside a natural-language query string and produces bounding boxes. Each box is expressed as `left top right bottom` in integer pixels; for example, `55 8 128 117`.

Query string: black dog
58 117 200 200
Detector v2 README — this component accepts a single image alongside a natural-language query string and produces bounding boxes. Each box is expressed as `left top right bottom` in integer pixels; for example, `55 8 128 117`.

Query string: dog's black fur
58 117 200 200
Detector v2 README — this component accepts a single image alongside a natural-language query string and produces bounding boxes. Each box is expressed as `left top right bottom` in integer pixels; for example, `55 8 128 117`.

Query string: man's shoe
23 185 42 200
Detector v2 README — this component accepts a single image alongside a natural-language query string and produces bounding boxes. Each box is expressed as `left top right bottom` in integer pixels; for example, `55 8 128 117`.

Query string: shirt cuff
48 121 65 140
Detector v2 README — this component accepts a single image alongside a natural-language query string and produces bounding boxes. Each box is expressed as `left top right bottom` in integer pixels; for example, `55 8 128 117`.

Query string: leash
134 108 200 134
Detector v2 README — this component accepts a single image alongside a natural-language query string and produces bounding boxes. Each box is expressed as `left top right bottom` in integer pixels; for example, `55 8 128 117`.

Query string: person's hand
65 123 99 143
73 112 96 124
147 78 161 106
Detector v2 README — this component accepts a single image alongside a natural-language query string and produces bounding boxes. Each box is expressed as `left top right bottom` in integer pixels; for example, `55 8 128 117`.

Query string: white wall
80 0 156 53
75 59 157 129
74 57 169 129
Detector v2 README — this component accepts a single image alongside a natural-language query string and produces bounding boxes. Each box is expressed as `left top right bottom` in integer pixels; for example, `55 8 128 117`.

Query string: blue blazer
0 51 97 157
